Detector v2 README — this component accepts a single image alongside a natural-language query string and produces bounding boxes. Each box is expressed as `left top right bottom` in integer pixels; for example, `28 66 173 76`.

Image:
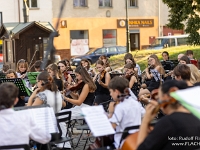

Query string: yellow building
52 0 169 59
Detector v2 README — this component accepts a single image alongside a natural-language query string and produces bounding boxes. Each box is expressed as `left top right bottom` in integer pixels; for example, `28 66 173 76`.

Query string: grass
110 46 200 71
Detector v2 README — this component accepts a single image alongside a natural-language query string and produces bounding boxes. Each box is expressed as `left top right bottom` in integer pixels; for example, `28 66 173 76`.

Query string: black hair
161 80 188 94
0 83 19 109
162 51 169 60
37 71 58 92
108 76 129 93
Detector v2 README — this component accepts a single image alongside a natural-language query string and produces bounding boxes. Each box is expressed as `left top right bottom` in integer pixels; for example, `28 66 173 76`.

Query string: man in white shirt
0 83 51 147
108 77 143 149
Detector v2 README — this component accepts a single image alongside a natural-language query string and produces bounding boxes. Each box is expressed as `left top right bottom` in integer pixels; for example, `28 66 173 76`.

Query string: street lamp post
125 0 130 53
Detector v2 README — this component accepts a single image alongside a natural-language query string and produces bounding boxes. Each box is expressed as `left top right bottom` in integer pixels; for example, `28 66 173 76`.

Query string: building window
70 30 89 55
129 0 137 7
99 0 112 7
27 0 38 8
103 30 116 46
73 0 87 7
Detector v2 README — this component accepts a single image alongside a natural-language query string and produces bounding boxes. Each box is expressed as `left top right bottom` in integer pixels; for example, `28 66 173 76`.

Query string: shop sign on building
117 19 154 28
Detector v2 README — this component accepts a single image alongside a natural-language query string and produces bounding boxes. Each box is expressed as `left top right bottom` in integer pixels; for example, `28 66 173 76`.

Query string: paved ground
68 120 95 150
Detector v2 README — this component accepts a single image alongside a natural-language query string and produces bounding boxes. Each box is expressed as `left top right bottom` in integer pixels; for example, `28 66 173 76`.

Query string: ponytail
38 71 58 92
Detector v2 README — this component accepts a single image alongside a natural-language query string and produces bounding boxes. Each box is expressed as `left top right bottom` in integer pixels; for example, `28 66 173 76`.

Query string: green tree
163 0 200 45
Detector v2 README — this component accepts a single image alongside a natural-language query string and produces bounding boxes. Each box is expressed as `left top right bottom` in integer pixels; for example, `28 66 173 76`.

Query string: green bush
110 46 200 71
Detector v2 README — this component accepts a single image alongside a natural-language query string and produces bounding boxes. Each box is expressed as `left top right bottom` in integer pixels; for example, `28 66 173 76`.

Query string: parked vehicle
149 34 189 50
70 46 127 66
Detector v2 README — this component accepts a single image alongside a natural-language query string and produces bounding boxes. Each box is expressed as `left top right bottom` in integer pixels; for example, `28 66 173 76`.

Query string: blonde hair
46 63 62 79
16 59 28 73
186 64 200 84
149 54 165 75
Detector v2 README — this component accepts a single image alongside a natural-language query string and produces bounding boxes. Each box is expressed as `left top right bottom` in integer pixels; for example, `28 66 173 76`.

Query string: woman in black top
137 80 200 150
63 66 96 110
93 60 111 105
124 63 140 97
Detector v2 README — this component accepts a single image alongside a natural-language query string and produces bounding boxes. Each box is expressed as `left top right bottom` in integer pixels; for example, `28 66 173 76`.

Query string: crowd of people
0 49 200 150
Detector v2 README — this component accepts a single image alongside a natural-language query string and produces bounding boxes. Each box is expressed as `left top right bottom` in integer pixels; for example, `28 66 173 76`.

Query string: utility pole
125 0 131 53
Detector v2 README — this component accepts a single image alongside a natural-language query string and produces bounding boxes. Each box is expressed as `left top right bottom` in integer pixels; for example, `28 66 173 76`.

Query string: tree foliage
162 0 200 45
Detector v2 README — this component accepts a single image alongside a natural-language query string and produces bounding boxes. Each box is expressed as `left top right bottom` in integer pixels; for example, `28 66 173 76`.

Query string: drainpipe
18 0 20 22
23 0 29 23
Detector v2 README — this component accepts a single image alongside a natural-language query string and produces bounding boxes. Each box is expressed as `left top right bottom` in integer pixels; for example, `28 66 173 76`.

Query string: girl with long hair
16 59 32 89
139 54 165 97
186 64 200 85
124 63 140 97
27 71 63 112
99 55 112 72
80 58 95 77
62 66 96 119
124 53 141 76
57 60 72 84
46 63 64 91
93 60 111 105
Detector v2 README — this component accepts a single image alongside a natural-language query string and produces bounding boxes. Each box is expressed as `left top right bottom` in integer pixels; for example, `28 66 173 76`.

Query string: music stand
0 78 32 96
110 73 124 79
27 72 40 84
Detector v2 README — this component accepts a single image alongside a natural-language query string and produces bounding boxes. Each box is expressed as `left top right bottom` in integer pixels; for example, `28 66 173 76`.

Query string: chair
0 144 30 150
49 111 74 150
75 124 91 150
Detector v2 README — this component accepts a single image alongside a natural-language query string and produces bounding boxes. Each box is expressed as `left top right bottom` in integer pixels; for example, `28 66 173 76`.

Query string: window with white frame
26 0 38 8
73 0 87 7
99 0 112 7
129 0 137 7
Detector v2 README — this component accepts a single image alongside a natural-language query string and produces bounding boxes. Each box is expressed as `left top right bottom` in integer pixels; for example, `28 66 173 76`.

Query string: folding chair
49 111 74 150
0 144 30 150
75 124 91 150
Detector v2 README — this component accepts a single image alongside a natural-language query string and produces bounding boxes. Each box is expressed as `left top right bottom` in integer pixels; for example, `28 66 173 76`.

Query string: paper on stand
81 105 115 137
17 107 59 133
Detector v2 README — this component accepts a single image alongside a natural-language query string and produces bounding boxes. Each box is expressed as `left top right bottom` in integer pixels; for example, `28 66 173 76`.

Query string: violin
65 80 85 95
97 70 106 82
124 71 134 80
63 70 68 81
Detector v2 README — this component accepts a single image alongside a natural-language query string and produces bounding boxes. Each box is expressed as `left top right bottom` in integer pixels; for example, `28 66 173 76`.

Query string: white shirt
36 90 63 113
136 64 141 76
109 96 142 148
16 72 32 89
0 108 51 147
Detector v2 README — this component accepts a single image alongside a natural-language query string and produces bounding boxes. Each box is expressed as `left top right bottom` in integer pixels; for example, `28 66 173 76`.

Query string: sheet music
81 105 115 137
27 107 59 133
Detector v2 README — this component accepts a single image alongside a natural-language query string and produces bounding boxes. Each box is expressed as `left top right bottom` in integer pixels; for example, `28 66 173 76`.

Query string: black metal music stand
110 73 124 79
0 78 32 96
